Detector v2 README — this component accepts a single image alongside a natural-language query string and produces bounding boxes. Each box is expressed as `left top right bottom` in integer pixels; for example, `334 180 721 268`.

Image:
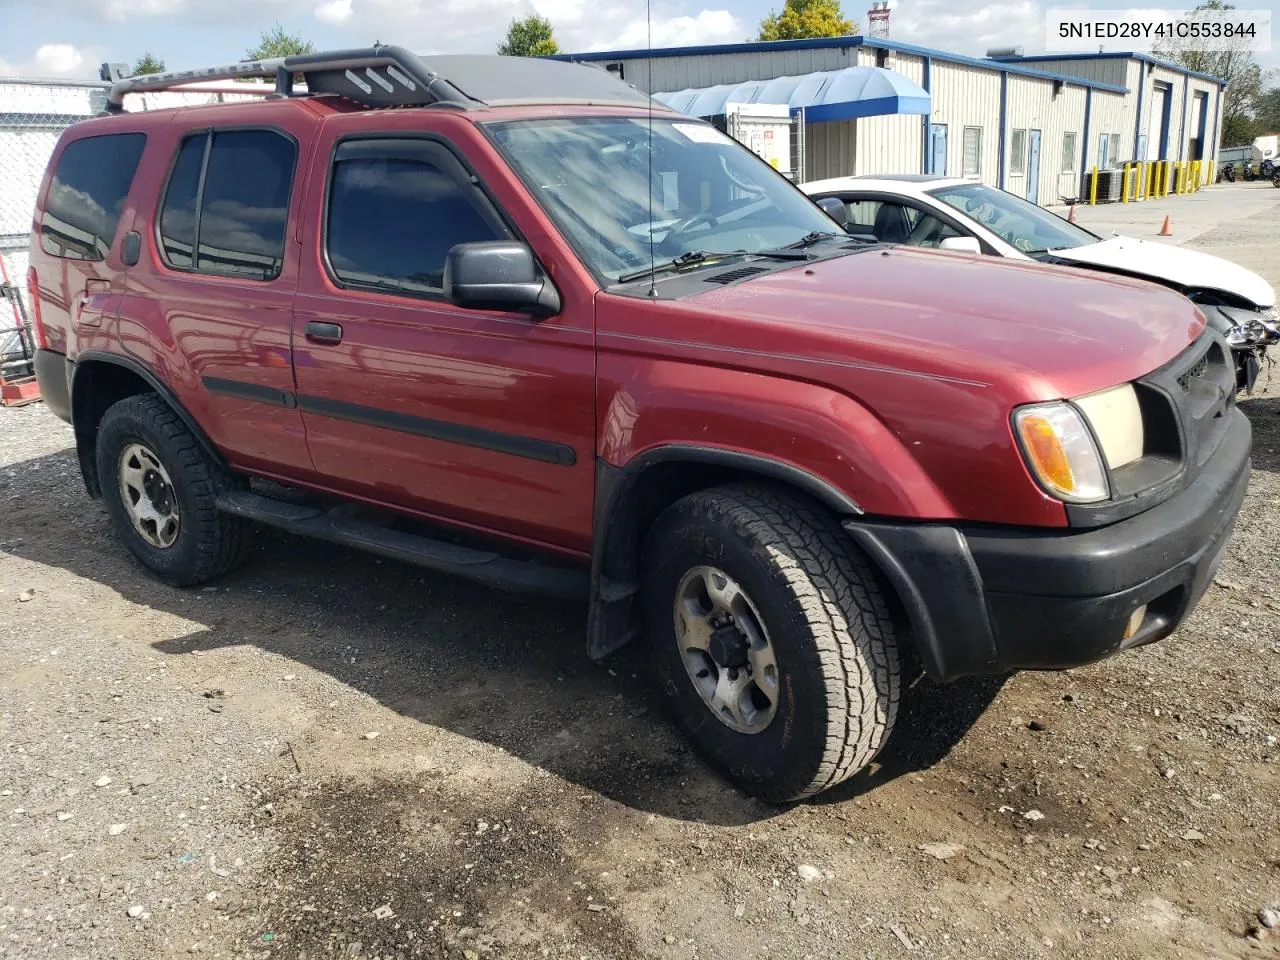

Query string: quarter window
158 129 296 280
40 132 146 261
325 139 506 296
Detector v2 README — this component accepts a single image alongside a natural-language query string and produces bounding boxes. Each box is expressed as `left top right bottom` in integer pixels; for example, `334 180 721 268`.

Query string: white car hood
1048 236 1276 309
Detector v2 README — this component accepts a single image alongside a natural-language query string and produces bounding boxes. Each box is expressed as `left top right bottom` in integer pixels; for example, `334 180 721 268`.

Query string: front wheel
96 394 249 586
641 485 902 803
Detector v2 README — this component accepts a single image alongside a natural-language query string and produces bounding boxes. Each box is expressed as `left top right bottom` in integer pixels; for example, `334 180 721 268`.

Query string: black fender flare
586 445 863 660
71 351 228 495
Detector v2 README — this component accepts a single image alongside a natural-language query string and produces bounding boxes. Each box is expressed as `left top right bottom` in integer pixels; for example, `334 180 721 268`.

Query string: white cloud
100 0 185 22
884 0 1044 57
601 9 740 50
315 0 353 24
34 43 85 75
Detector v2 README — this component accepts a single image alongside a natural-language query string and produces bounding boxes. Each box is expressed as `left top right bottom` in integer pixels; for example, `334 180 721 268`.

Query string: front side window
325 140 506 296
1010 129 1027 177
485 117 837 283
41 132 147 261
928 182 1098 255
158 129 296 280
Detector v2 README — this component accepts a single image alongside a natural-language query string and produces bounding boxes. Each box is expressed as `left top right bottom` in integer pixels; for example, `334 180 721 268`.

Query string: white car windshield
486 117 839 282
927 183 1098 256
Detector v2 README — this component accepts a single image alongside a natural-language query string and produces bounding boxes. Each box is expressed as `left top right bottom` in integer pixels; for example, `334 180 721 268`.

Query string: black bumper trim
847 409 1251 682
33 348 71 423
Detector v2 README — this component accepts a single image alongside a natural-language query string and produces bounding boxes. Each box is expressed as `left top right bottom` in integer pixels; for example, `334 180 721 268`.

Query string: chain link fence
0 78 271 377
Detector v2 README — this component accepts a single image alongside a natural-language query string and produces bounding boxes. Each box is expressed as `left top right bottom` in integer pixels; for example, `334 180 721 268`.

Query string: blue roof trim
551 36 1130 94
1003 52 1225 86
652 66 931 122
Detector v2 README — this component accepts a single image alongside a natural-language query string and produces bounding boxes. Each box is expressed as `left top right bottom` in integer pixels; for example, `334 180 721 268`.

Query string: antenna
646 0 657 298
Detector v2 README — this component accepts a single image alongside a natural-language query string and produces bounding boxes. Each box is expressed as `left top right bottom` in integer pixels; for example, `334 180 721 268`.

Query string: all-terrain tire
641 484 902 803
96 394 249 586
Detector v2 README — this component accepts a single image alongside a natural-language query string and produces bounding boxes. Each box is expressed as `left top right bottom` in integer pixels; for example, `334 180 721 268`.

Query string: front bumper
846 408 1251 682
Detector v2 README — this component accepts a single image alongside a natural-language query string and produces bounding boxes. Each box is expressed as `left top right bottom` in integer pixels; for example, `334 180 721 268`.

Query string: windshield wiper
787 231 844 249
617 250 746 283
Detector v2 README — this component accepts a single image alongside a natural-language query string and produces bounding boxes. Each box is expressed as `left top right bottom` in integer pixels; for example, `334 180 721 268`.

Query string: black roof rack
102 45 659 114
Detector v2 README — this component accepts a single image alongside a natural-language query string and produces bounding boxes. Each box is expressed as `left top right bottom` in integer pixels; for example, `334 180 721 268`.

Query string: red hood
691 245 1204 400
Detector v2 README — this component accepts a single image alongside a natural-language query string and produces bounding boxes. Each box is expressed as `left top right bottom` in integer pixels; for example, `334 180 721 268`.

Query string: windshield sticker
672 123 730 145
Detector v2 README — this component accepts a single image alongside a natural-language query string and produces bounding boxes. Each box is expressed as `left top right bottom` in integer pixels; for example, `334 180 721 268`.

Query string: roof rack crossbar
103 45 473 114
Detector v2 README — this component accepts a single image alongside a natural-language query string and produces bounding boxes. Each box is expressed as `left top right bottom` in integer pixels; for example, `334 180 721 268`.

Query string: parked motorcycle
1220 162 1237 182
1243 159 1260 181
1262 158 1276 179
1272 169 1280 188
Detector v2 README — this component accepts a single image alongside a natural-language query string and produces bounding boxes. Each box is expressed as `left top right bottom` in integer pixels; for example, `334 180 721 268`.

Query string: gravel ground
3 184 1280 960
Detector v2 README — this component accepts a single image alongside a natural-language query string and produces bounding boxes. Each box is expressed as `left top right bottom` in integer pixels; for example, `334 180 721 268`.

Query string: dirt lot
4 183 1280 960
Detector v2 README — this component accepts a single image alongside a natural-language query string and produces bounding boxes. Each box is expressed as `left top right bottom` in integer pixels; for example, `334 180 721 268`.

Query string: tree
1152 1 1262 147
758 0 856 41
245 23 315 61
498 14 560 57
132 53 165 76
1254 80 1280 134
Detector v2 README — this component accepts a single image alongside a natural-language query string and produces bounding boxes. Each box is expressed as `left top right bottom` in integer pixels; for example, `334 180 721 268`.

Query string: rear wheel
96 394 248 586
641 485 902 802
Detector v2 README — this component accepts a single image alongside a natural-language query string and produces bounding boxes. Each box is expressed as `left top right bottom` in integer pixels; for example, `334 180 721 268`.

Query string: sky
0 0 1275 82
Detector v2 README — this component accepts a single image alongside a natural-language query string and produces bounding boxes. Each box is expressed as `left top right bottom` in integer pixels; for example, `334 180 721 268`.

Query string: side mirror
815 197 849 230
939 236 982 255
443 241 560 317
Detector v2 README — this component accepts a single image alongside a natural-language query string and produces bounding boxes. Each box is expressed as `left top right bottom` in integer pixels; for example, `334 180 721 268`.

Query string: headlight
1013 402 1109 503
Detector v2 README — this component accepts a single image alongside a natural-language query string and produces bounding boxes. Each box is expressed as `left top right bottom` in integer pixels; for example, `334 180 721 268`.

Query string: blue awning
653 66 930 123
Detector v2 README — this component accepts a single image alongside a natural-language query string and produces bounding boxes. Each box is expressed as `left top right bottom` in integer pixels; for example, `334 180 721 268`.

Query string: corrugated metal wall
928 62 1002 186
1005 77 1087 203
857 114 923 176
1086 91 1130 168
1013 57 1128 87
804 120 856 180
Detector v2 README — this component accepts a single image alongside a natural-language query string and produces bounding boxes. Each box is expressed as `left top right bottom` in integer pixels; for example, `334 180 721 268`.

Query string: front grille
1177 352 1209 392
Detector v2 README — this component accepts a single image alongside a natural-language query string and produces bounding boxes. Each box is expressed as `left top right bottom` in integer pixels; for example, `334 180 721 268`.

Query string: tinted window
198 131 296 280
326 151 503 295
40 132 146 261
928 182 1098 254
157 129 296 280
159 136 204 268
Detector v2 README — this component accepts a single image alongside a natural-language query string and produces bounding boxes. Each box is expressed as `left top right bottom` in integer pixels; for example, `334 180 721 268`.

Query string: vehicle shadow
4 445 1012 824
1237 393 1280 473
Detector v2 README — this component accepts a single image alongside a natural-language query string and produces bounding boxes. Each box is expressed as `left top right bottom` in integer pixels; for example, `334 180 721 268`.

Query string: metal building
555 37 1226 205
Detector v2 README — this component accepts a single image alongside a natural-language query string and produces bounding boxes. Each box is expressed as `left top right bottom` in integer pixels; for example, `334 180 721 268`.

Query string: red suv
29 47 1250 802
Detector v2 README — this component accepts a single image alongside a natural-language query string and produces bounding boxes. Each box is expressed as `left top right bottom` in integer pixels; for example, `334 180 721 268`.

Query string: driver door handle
304 321 343 345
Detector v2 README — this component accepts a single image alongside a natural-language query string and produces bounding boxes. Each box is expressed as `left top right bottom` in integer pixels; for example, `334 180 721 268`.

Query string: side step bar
215 490 588 600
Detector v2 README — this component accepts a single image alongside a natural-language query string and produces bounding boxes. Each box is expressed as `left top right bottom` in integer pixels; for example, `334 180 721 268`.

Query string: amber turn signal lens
1017 414 1076 495
1013 402 1109 503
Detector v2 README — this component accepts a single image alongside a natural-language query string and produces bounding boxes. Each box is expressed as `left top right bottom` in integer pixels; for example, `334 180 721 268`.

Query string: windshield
486 117 839 282
926 182 1098 255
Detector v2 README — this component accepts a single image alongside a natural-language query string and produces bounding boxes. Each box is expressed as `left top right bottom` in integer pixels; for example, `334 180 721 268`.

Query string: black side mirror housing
816 196 849 230
443 241 561 317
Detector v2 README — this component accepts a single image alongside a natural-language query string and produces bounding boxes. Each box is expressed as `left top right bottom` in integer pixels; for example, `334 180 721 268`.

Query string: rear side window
325 139 505 296
158 129 297 280
40 132 146 261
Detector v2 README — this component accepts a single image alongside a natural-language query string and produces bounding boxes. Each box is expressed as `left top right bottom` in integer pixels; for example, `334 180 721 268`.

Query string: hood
690 246 1206 401
1048 236 1276 309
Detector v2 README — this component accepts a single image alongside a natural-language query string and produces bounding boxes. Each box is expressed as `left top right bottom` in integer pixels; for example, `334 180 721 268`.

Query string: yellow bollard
1148 162 1155 198
1122 163 1131 203
1090 166 1099 205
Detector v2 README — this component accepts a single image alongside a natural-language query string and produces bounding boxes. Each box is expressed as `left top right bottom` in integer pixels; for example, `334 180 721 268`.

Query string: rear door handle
304 321 343 345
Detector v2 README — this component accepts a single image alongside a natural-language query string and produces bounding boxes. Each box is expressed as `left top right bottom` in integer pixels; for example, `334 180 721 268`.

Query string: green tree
1152 1 1262 147
758 0 856 41
245 23 315 61
1254 81 1280 134
132 52 165 76
498 14 560 57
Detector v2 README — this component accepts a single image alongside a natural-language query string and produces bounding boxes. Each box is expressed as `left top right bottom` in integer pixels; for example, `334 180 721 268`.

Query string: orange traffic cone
1067 204 1077 224
1159 215 1173 237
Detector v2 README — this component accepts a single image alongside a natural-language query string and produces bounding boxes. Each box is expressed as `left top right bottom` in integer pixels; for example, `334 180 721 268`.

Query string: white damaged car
802 175 1278 392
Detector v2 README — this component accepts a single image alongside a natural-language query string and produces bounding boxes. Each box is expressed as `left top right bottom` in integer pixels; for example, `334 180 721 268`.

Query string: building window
1109 133 1122 166
875 48 889 69
1061 131 1077 173
962 126 982 177
1010 129 1027 176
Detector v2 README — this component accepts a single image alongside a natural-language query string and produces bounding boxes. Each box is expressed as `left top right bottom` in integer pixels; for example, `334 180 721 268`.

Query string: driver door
290 121 597 554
